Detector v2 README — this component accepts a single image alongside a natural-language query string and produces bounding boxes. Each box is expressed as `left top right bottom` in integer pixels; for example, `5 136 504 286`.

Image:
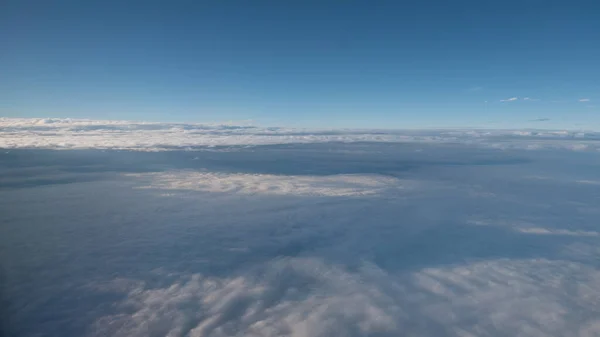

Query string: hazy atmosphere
2 119 600 336
2 1 600 336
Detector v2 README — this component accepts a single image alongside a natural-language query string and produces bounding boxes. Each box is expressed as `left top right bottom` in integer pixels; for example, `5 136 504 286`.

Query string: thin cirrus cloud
499 97 593 103
467 86 483 92
529 118 551 122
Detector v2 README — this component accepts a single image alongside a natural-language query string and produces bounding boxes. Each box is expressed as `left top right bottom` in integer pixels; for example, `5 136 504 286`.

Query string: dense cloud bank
2 117 600 152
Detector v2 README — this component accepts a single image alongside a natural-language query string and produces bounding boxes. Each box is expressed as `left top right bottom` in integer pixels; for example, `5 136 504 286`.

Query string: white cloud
1 117 600 152
516 227 600 237
500 97 518 102
129 171 410 197
90 259 402 337
469 218 600 237
577 180 600 185
89 257 600 337
579 98 591 102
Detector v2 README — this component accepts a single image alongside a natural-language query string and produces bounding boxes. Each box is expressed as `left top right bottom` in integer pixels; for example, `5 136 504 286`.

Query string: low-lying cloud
1 117 599 152
89 257 600 337
129 171 410 197
2 139 600 337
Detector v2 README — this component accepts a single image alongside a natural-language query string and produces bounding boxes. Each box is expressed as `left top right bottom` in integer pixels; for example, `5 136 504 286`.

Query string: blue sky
1 0 599 129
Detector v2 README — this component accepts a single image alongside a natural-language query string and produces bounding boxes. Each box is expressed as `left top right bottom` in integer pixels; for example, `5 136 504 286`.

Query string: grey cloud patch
529 118 551 122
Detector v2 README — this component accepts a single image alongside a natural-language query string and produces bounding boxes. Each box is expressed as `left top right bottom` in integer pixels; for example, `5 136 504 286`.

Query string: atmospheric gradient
1 118 600 337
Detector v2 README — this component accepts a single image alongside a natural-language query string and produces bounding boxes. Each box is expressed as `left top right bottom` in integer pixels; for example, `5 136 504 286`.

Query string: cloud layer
89 257 600 337
1 118 599 152
2 139 600 337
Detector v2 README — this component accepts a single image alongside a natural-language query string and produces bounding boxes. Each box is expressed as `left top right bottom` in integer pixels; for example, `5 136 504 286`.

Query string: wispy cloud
579 98 591 102
467 86 483 92
529 118 551 122
500 97 518 102
523 97 541 101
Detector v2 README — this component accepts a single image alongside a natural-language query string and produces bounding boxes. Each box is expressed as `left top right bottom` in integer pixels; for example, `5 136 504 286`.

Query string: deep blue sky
2 0 599 129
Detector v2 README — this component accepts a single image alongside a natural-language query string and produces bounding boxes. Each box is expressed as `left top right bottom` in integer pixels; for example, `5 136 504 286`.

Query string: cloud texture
1 118 599 152
89 257 600 337
1 134 600 337
129 171 408 197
